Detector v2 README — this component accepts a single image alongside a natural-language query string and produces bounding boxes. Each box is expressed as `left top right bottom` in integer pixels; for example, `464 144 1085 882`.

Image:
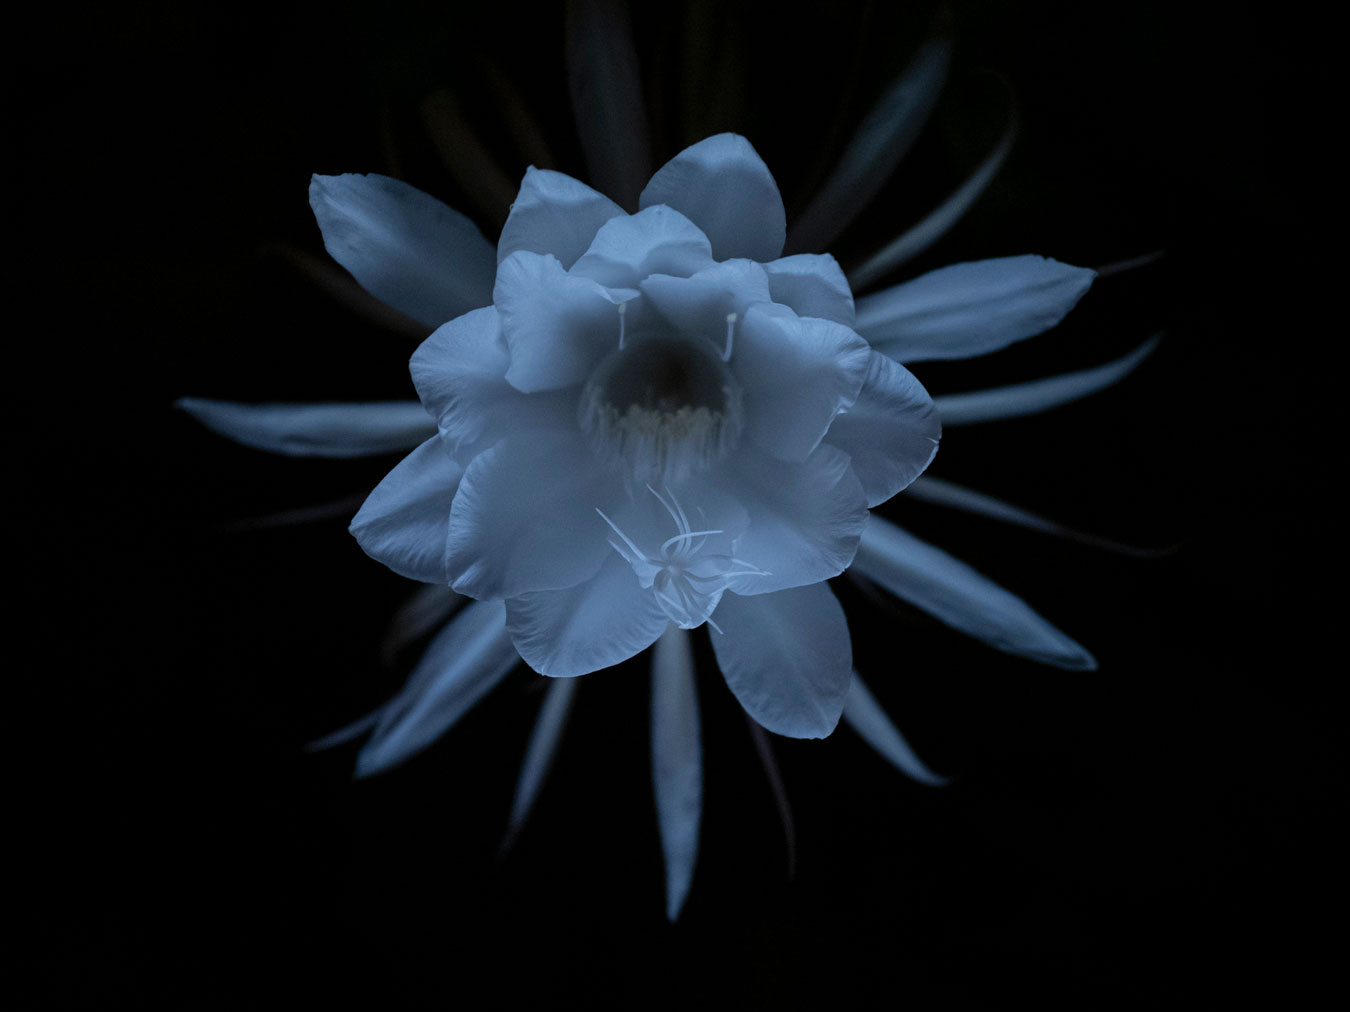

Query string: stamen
722 312 737 361
617 300 628 350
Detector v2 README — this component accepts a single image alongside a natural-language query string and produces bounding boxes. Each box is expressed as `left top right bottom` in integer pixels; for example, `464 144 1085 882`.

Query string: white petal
175 398 434 457
446 431 619 599
763 254 856 326
852 514 1096 670
854 256 1096 363
720 444 868 595
787 33 950 254
505 551 669 676
843 673 948 786
640 259 771 349
497 166 626 269
495 251 634 392
350 437 463 584
570 205 715 289
639 133 786 263
356 600 518 776
710 584 852 739
651 625 701 920
825 351 941 507
502 676 579 849
309 173 495 328
734 303 871 462
934 335 1161 425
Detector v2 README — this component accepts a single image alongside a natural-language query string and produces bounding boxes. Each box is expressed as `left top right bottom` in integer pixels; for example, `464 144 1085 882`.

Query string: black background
18 2 1340 1008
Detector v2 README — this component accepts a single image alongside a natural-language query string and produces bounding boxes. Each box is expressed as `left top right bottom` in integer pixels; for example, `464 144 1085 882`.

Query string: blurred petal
175 398 433 457
356 600 518 777
309 173 495 328
852 515 1096 669
788 31 950 254
855 256 1096 363
505 551 669 676
843 673 948 785
497 166 625 269
710 583 852 739
571 205 715 288
380 583 462 665
763 253 856 326
306 709 382 752
934 335 1161 425
502 676 579 851
640 133 786 263
825 351 941 507
419 87 517 226
651 625 701 920
350 437 463 584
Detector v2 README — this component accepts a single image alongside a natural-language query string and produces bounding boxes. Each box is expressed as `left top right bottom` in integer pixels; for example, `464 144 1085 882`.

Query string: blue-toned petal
356 600 519 777
763 253 856 326
933 335 1161 425
651 625 701 921
505 551 669 676
640 259 772 346
710 583 852 739
571 205 715 289
787 32 950 254
502 676 579 850
309 173 495 328
852 514 1096 670
734 303 871 463
350 437 463 584
843 672 948 786
825 351 941 507
380 584 462 664
307 709 383 752
855 256 1096 363
639 134 786 263
446 431 619 599
175 399 434 457
497 166 626 269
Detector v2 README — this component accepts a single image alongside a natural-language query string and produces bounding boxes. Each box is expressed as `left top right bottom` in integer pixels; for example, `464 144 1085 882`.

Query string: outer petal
710 583 852 739
505 551 669 676
502 676 579 851
651 626 701 921
497 166 626 269
495 251 635 392
639 133 786 263
570 205 715 289
175 398 434 458
350 437 463 584
843 673 948 786
824 351 941 507
854 255 1096 363
309 173 495 328
720 444 868 595
446 431 619 599
733 302 871 462
763 254 856 326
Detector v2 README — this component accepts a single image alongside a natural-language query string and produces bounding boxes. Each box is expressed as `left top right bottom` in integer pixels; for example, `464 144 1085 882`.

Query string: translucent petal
843 673 948 785
502 676 579 851
175 399 434 458
309 173 495 328
710 584 852 739
824 351 941 507
350 437 463 584
934 335 1161 425
763 253 856 326
639 133 786 263
852 514 1096 670
651 625 701 920
356 600 518 777
570 205 715 289
497 166 626 269
854 255 1096 363
380 584 462 665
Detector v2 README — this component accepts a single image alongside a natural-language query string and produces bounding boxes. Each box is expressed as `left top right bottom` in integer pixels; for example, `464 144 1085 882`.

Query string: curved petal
640 259 771 350
505 551 669 676
651 626 701 921
380 584 462 664
446 431 620 599
852 515 1096 670
356 599 519 777
710 583 852 739
570 205 715 289
843 673 948 786
639 133 786 263
495 251 634 392
309 173 495 328
933 335 1161 425
720 443 868 595
350 437 463 584
502 676 579 851
854 256 1096 363
734 303 870 462
497 166 626 269
763 254 856 326
175 398 434 457
824 351 940 507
